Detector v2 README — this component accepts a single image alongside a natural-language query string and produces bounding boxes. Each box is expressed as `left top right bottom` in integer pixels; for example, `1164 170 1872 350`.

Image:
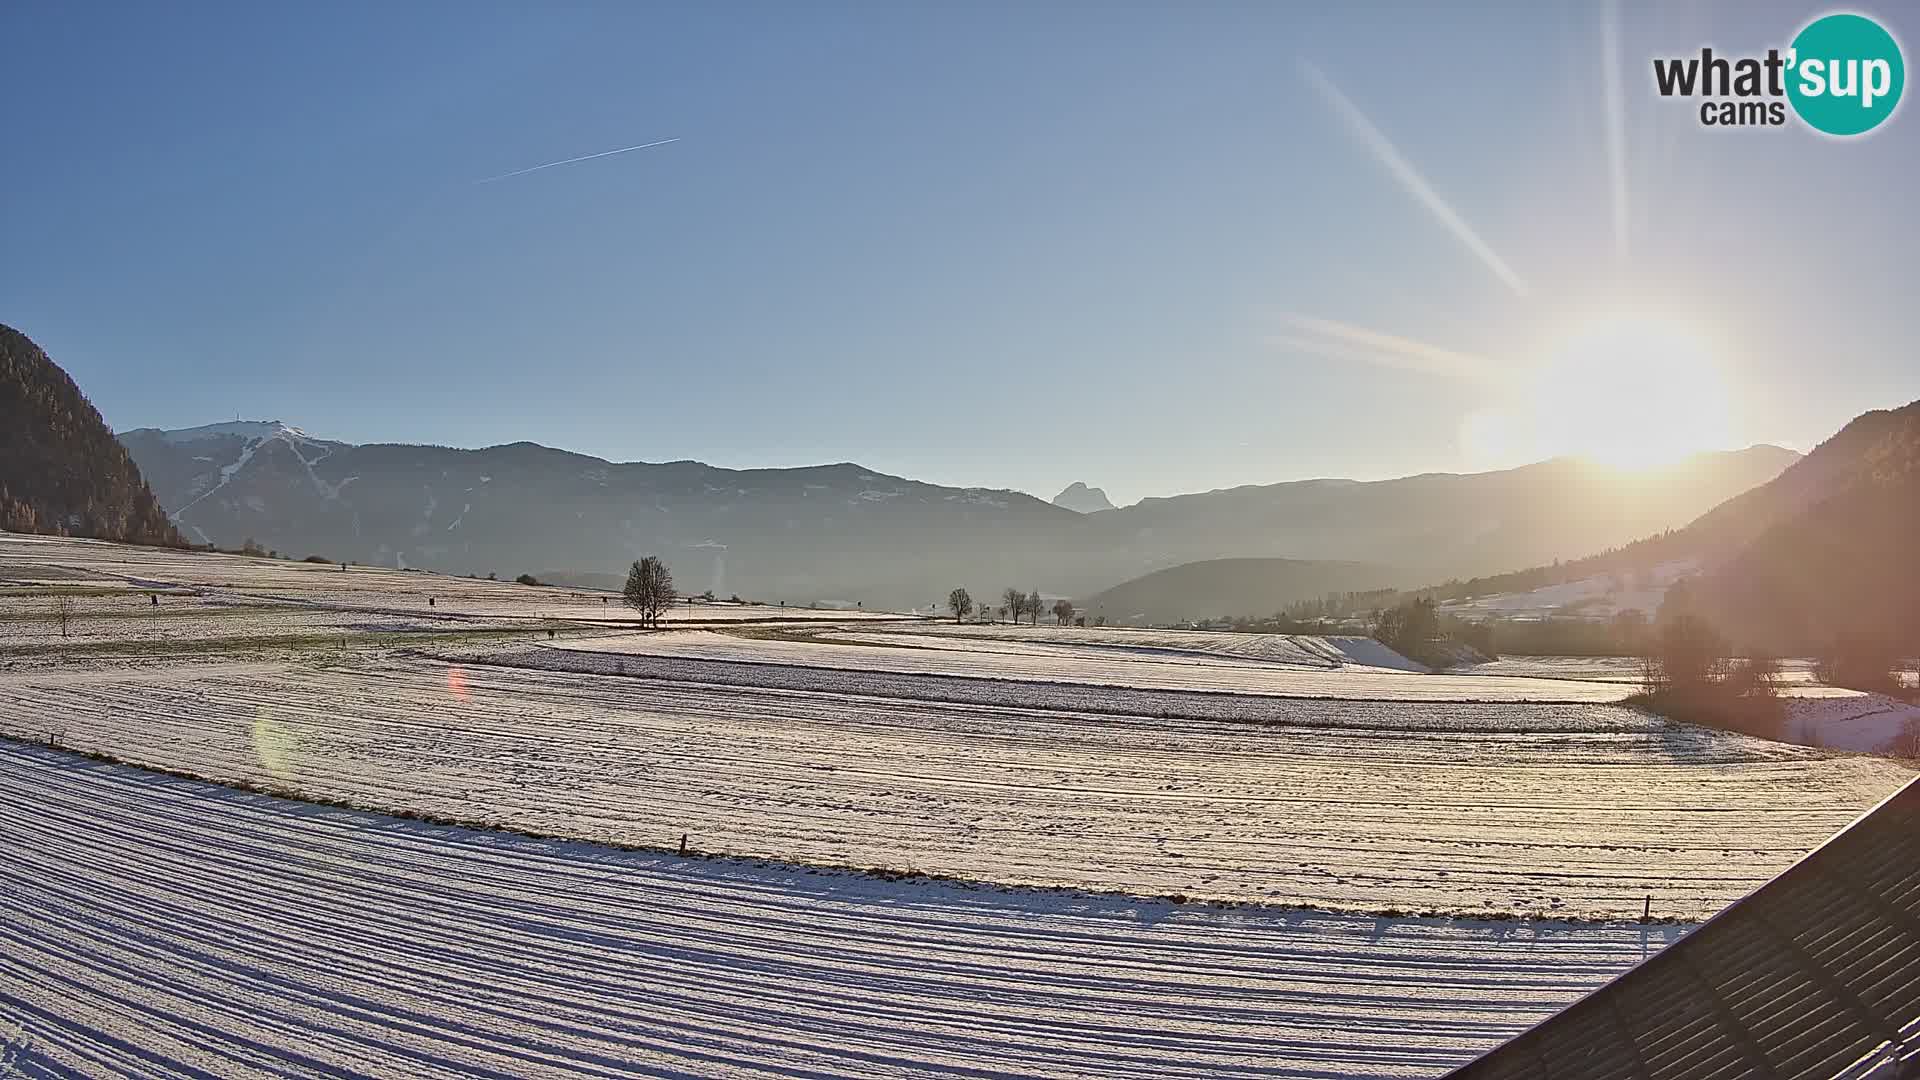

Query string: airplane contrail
1299 62 1530 298
1273 314 1498 380
474 138 680 184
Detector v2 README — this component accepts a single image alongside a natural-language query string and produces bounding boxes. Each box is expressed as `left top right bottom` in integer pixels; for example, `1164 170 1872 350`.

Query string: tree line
945 587 1078 626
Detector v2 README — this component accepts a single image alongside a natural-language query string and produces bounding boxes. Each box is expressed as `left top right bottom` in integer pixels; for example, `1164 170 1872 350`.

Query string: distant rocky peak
1052 481 1116 513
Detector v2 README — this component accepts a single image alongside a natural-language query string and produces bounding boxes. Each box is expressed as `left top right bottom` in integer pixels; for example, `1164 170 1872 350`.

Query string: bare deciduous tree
623 556 676 629
53 595 75 638
1052 598 1074 626
947 587 973 623
1002 587 1024 625
1814 631 1901 694
1026 589 1042 626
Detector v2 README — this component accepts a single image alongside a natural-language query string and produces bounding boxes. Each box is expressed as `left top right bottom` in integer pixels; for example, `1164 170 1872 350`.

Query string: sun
1534 316 1735 467
1461 315 1736 470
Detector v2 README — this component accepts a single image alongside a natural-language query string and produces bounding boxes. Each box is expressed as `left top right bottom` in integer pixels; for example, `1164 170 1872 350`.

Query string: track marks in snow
0 742 1691 1079
554 630 1629 704
3 654 1907 918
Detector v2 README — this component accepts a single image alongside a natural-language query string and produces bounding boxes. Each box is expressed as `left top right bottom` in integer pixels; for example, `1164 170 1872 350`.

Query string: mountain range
116 419 1799 611
5 317 1903 648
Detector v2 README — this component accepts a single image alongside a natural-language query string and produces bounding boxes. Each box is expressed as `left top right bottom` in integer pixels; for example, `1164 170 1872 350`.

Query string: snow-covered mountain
118 421 1800 610
143 420 328 447
119 422 351 546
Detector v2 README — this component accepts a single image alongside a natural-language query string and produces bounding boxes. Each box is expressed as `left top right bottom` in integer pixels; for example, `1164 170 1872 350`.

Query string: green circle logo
1787 13 1905 136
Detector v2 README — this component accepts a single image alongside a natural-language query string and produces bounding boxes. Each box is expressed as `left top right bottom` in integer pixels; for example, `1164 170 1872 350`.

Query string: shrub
1373 597 1442 666
302 555 332 564
1451 618 1497 659
514 573 542 586
1892 719 1920 760
1815 631 1900 694
1724 653 1782 697
1639 615 1727 696
1632 617 1783 740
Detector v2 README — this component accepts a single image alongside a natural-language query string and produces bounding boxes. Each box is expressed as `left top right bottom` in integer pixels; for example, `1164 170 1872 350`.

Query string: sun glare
1461 316 1735 470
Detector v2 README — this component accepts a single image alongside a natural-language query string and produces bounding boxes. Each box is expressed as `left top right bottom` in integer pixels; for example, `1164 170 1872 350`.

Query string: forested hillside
1690 400 1920 653
1087 557 1395 625
0 324 180 545
1365 400 1920 657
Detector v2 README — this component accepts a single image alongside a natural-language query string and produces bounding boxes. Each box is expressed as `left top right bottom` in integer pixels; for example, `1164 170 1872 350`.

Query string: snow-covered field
5 652 1908 920
888 623 1429 669
1462 655 1824 685
6 532 1917 1075
1456 656 1920 755
1437 560 1697 623
0 741 1692 1079
1786 693 1920 754
0 595 473 648
467 643 1664 731
1460 655 1651 684
0 532 919 628
554 629 1630 703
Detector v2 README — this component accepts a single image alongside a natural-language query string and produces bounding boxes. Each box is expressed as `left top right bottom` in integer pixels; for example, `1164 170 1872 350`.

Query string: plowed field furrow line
2 743 1693 1079
4 651 1909 917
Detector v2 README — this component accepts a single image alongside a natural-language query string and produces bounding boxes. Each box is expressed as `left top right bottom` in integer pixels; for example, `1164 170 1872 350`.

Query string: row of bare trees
1001 587 1038 625
944 587 1074 625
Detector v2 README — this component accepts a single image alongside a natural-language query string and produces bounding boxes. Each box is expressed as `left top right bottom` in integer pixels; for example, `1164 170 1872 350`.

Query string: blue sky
3 1 1915 504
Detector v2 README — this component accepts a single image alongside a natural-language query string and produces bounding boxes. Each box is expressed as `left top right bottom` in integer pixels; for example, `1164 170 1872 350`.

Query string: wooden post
1644 895 1652 922
678 833 688 856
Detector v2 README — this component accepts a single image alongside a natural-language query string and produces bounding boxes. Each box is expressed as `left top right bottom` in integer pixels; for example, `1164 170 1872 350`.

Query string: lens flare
252 705 298 783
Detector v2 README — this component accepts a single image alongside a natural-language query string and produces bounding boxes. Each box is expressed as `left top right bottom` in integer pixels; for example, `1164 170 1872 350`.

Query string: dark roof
1446 777 1920 1080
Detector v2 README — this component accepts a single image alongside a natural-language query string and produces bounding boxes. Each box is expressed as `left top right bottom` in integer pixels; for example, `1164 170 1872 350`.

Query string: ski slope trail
0 741 1690 1079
